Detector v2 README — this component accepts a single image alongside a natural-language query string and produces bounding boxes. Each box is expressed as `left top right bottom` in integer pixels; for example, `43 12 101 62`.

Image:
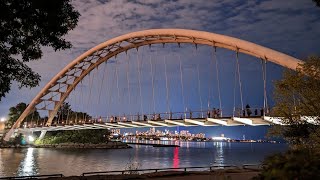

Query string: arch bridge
4 29 304 141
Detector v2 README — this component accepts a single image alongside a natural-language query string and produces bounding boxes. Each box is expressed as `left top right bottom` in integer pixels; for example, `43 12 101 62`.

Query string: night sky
1 0 320 139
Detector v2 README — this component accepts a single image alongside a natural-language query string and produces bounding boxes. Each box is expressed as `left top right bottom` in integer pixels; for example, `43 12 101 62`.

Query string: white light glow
212 136 230 141
28 136 35 142
0 117 6 122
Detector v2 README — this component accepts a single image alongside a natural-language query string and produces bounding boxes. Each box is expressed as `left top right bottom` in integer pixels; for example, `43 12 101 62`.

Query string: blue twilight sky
1 0 320 139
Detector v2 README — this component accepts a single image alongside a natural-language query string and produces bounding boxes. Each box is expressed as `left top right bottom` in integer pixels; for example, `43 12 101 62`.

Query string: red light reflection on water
173 147 179 168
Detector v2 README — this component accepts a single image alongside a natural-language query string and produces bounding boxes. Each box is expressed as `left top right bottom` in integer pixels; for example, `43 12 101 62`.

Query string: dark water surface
0 141 287 177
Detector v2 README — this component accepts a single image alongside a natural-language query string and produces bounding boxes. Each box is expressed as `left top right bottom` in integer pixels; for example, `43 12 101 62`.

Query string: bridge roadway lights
184 119 205 126
147 120 170 127
232 117 253 126
15 116 284 137
117 122 140 128
263 116 283 125
104 122 126 128
165 119 186 126
206 118 228 126
131 121 154 127
93 123 113 129
250 118 272 126
301 116 319 125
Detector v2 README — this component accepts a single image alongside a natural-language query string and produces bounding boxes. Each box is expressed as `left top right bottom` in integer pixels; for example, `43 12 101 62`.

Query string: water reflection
173 147 179 168
0 142 288 177
17 148 38 176
212 142 226 166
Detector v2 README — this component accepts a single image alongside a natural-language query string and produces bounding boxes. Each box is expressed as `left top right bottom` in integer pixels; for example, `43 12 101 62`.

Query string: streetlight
28 135 35 142
0 117 6 122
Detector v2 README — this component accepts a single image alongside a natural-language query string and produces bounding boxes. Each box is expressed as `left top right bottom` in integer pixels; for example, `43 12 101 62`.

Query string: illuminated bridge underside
18 116 320 133
5 29 304 141
17 116 283 132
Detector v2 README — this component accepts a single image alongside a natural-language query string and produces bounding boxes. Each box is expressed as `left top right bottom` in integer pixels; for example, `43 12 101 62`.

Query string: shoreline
126 142 180 147
0 141 132 149
1 168 261 180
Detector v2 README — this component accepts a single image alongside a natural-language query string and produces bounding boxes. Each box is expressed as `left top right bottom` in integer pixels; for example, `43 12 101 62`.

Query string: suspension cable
149 54 156 114
137 49 144 115
236 51 244 111
214 48 223 117
126 52 132 120
115 60 121 117
79 80 84 122
179 54 186 115
208 51 213 110
98 62 108 105
164 54 170 114
261 58 268 116
72 86 78 123
197 63 203 117
108 66 117 120
233 55 237 117
86 69 96 122
264 60 268 114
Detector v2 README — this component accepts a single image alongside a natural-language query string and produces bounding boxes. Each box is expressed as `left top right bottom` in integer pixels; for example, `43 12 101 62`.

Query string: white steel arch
4 29 303 141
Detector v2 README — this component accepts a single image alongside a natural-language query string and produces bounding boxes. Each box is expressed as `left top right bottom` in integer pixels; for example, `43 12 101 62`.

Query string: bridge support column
3 129 15 141
39 130 47 140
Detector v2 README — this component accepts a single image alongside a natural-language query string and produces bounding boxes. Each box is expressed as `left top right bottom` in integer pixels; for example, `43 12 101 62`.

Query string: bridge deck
17 116 283 132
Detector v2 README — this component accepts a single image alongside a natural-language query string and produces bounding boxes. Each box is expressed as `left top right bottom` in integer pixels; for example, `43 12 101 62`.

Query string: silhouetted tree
257 56 320 179
313 0 320 7
54 102 91 124
56 102 72 122
0 0 80 100
271 56 320 149
7 102 40 128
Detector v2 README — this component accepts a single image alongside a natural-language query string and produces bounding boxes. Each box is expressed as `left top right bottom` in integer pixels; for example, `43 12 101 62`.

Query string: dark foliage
36 129 110 144
0 0 79 100
271 56 320 149
7 102 40 128
255 149 320 180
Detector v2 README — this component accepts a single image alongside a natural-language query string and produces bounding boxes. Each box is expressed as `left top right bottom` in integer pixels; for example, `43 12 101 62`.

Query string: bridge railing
81 165 238 176
81 164 261 176
0 174 64 179
233 107 270 118
0 164 261 179
99 109 224 123
20 107 271 128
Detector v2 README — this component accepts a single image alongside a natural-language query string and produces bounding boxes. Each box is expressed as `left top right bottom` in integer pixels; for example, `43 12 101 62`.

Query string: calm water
0 141 287 177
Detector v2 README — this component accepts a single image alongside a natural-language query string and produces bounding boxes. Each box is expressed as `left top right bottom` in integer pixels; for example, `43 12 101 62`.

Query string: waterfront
0 141 287 177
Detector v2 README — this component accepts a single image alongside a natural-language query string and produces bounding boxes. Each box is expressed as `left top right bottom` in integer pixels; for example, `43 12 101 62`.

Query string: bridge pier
39 130 47 140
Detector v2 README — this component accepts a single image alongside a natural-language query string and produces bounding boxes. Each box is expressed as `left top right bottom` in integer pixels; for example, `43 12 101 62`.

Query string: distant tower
221 134 224 137
243 134 245 140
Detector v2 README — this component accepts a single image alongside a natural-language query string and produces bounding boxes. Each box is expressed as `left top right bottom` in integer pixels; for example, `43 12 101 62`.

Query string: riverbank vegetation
35 129 110 145
2 102 111 146
256 56 320 179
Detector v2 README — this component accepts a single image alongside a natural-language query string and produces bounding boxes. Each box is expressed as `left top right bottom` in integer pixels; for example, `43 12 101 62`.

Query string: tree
255 149 320 180
271 56 320 149
314 0 320 7
7 102 40 128
56 102 72 122
0 0 79 101
256 57 320 179
54 102 91 124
